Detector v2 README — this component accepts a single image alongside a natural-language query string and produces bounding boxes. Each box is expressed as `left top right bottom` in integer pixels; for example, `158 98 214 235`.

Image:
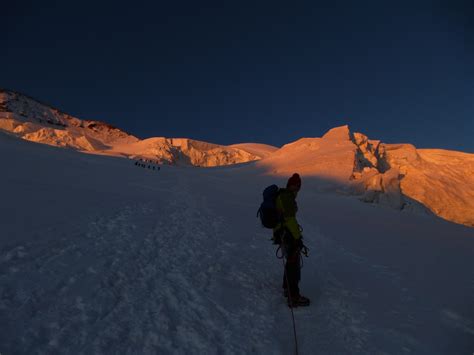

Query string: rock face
0 90 272 166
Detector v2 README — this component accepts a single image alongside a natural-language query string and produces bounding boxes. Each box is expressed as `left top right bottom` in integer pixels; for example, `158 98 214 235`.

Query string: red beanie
287 173 301 190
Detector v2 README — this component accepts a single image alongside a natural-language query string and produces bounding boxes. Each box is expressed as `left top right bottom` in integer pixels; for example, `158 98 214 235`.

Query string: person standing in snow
274 173 310 307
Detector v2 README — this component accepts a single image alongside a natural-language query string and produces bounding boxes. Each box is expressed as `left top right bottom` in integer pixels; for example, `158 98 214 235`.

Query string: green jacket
275 188 302 240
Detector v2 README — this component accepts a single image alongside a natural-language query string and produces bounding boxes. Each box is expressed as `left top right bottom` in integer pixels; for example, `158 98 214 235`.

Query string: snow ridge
0 90 271 166
256 125 474 227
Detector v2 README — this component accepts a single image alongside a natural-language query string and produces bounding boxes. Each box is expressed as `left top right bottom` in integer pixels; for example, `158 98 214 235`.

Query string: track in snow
0 173 282 354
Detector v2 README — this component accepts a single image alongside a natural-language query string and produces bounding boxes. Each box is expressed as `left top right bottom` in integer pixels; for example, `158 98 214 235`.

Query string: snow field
1 132 474 354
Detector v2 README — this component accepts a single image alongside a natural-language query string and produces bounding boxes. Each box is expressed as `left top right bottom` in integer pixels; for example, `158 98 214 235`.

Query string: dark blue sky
2 0 473 151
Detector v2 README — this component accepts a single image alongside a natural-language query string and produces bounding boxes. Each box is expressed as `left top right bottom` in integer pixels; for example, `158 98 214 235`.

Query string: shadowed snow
0 131 473 354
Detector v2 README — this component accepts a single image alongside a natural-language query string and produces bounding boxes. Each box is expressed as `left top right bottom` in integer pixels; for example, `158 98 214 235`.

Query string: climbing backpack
257 184 281 228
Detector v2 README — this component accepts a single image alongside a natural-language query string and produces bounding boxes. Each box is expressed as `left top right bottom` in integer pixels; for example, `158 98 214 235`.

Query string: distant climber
273 173 310 307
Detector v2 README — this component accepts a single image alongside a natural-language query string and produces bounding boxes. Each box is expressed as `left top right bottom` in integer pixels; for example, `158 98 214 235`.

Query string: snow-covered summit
0 90 272 166
0 90 138 149
257 125 474 227
321 124 352 141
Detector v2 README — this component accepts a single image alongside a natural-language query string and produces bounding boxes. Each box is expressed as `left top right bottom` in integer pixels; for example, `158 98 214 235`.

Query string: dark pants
282 234 301 298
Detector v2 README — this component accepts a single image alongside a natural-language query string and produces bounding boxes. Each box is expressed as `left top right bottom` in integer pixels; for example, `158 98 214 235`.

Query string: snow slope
1 131 473 354
228 143 279 158
399 148 474 226
256 127 356 182
0 90 270 166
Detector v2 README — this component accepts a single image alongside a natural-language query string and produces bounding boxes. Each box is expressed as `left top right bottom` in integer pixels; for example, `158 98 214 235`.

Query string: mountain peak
321 125 351 141
0 91 276 166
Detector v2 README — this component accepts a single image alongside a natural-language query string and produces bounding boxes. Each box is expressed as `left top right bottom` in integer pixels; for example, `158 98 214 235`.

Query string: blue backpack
257 185 281 228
